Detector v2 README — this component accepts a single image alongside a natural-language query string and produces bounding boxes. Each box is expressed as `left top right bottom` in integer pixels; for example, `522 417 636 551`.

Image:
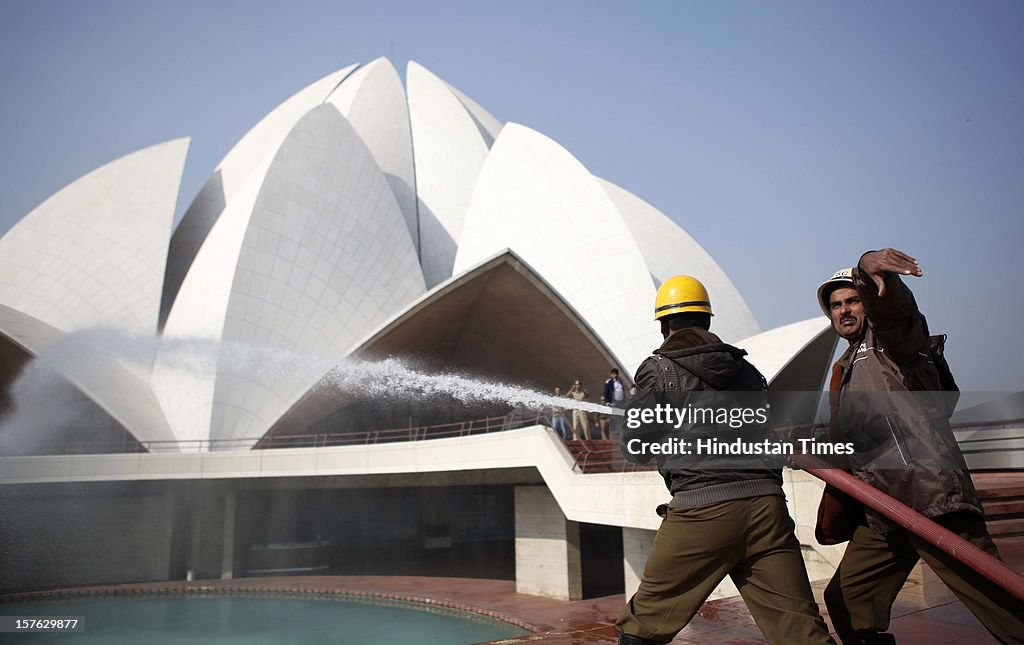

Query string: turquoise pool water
0 594 528 644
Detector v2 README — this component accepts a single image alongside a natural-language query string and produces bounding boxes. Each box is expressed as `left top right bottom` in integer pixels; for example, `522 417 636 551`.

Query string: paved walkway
3 538 1020 644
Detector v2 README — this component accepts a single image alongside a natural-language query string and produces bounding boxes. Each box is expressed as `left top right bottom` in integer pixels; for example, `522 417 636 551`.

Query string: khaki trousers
572 409 589 439
617 495 834 644
824 512 1024 644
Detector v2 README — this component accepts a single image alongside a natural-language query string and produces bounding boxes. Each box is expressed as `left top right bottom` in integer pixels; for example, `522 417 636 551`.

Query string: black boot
618 633 660 645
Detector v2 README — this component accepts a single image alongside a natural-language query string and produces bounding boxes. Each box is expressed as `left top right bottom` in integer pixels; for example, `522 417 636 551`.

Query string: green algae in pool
0 595 529 644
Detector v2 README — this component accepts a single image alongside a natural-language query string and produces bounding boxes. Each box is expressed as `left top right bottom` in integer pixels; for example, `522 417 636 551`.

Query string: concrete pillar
514 485 582 600
783 469 846 582
161 491 177 578
623 524 740 601
189 494 218 580
220 490 236 579
622 527 655 599
188 489 236 580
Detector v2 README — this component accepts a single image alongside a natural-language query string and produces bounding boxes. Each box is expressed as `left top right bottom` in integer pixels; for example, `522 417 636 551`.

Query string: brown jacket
835 265 982 533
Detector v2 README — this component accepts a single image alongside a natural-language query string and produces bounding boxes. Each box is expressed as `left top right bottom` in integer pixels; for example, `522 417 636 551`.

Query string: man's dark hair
610 368 619 375
664 312 711 331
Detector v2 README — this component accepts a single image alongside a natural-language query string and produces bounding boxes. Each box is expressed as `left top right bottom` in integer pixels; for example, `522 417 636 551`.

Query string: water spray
0 329 623 446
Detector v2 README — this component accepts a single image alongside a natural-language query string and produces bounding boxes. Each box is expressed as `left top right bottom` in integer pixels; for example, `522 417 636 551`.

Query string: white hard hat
816 268 854 316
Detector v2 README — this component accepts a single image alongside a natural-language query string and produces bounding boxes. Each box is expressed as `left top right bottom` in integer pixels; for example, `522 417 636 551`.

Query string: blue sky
1 0 1022 391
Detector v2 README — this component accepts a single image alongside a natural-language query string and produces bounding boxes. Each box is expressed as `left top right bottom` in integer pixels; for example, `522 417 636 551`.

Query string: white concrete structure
0 424 845 597
0 306 179 449
326 58 418 247
739 317 833 384
0 139 188 334
515 485 582 600
446 82 504 145
600 178 760 344
455 124 661 372
1 57 828 452
0 139 188 448
158 104 425 446
161 65 359 325
406 61 491 289
0 304 62 359
1 58 979 606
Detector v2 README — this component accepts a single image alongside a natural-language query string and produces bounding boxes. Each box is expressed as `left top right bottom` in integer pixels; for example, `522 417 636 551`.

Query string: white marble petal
208 104 425 445
446 82 503 146
455 123 661 374
0 303 62 356
0 139 188 334
736 317 833 384
0 306 177 447
162 65 359 325
406 60 491 289
152 155 275 445
599 178 760 344
326 58 418 250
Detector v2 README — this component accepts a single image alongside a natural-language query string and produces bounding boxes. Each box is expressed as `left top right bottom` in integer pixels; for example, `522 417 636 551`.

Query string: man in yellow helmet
615 276 833 645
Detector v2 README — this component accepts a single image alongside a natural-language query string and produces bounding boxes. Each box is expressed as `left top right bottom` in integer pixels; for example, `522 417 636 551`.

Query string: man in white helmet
817 248 1023 644
615 275 833 645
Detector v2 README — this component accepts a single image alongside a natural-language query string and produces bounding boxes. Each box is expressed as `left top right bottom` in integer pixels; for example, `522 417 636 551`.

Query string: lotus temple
1 59 1018 636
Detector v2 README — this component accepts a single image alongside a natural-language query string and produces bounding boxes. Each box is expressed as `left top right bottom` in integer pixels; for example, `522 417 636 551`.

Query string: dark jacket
603 376 625 405
621 328 784 508
836 265 983 533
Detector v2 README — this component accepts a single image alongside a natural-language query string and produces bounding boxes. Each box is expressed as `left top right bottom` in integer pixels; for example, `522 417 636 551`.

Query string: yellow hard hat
654 276 713 320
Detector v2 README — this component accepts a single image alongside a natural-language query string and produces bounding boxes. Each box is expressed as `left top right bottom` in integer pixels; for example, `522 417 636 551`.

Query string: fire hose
789 452 1024 601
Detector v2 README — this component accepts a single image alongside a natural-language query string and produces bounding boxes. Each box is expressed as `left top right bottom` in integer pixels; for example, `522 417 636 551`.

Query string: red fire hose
790 453 1024 601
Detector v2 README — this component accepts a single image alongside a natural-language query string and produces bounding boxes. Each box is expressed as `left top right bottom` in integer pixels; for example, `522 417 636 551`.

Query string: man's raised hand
859 248 923 297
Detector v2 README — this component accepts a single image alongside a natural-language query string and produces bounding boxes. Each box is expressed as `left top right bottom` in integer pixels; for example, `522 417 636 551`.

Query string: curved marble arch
736 317 837 428
262 250 629 440
159 104 426 447
0 138 189 335
326 58 418 251
0 313 125 455
406 60 491 289
455 123 662 375
0 305 62 427
161 64 360 328
0 305 176 451
737 317 834 385
598 178 761 344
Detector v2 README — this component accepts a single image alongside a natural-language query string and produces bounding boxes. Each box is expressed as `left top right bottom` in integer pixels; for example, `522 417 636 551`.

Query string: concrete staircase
564 439 660 474
974 472 1024 538
564 439 618 473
